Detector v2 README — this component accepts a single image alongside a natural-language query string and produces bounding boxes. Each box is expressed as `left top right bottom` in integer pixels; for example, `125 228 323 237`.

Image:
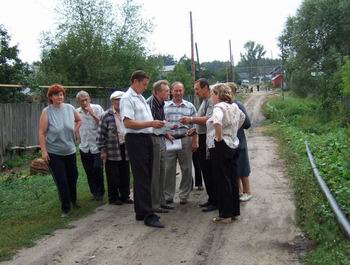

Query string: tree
0 25 30 102
37 0 158 97
166 56 192 94
279 0 350 104
239 41 266 80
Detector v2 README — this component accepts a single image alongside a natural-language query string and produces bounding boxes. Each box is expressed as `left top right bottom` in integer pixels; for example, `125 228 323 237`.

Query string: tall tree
239 41 266 80
279 0 350 103
37 0 157 96
0 25 30 102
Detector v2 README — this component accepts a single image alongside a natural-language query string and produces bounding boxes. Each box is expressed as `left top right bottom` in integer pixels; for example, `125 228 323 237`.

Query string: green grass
263 93 350 265
0 153 105 261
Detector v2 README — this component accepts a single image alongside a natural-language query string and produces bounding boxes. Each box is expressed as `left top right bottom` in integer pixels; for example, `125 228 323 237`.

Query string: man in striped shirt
164 81 198 206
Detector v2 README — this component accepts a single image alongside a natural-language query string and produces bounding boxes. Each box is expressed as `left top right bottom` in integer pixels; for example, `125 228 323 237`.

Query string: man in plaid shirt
97 91 133 206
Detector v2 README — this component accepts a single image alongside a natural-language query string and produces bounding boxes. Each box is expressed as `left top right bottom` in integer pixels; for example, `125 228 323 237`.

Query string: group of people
38 70 252 228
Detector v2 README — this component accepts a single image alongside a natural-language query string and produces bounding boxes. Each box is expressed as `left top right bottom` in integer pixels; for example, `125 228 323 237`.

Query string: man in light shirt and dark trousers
120 70 166 228
76 90 105 201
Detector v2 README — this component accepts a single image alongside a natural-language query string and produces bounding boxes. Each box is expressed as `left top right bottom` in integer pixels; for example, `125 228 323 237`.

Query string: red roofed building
271 74 283 87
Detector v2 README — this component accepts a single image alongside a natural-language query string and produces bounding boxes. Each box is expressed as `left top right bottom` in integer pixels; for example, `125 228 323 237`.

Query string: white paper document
166 139 182 151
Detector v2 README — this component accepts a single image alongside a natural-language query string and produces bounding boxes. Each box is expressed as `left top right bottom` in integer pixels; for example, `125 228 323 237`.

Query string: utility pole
229 40 234 82
195 42 200 76
190 11 200 107
190 11 195 86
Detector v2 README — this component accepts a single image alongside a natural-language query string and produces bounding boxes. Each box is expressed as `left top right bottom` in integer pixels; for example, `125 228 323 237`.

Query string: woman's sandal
212 216 232 224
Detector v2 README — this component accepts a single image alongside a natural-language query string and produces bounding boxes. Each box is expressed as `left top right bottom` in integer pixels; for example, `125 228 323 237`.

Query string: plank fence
0 98 111 164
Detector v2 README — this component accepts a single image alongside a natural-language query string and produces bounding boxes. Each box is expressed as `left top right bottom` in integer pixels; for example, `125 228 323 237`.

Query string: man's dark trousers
80 150 105 198
125 133 153 218
198 133 217 206
104 144 130 203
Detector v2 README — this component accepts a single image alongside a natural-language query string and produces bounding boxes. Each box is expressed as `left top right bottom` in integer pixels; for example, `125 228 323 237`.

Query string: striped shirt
164 99 197 138
120 87 154 134
97 108 129 161
77 104 104 154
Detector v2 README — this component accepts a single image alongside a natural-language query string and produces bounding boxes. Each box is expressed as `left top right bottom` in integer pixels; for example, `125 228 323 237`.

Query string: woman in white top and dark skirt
206 83 245 223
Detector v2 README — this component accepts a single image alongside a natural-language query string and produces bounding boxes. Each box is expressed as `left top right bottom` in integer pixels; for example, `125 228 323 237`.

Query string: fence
0 98 111 164
0 95 194 164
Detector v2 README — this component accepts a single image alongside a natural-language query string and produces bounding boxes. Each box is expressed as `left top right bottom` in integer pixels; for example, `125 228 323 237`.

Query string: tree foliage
279 0 350 108
340 58 350 97
239 41 266 79
0 25 30 102
37 0 160 97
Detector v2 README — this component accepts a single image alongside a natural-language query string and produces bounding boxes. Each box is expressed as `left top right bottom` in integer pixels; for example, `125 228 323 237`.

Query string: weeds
263 93 350 265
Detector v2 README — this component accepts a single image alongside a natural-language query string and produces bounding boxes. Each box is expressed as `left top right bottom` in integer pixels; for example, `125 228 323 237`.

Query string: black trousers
198 134 217 205
80 150 105 198
210 140 240 218
125 133 153 217
105 144 130 203
192 148 203 187
48 153 78 213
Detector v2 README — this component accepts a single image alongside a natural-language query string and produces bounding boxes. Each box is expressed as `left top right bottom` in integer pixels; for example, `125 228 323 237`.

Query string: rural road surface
2 92 303 265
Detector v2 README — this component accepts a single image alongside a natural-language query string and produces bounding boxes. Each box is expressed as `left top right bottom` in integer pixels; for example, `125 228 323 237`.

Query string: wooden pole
229 40 234 82
195 42 200 76
190 11 195 85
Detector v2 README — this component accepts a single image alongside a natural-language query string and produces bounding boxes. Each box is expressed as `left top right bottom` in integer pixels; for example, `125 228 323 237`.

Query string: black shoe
136 214 145 221
153 208 169 213
202 205 217 212
160 204 175 210
72 202 81 209
199 201 211 208
144 214 165 228
121 198 134 204
110 200 123 205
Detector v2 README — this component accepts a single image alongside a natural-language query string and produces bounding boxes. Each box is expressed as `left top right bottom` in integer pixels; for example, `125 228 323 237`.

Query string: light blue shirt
45 103 76 156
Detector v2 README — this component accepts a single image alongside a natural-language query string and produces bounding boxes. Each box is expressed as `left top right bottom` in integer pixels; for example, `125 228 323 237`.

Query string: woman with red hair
39 84 82 217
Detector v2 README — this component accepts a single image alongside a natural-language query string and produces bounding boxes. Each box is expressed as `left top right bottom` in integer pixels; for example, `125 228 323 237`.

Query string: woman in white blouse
206 83 245 223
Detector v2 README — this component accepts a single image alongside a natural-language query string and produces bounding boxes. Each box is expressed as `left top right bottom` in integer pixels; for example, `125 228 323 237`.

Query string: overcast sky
1 0 303 64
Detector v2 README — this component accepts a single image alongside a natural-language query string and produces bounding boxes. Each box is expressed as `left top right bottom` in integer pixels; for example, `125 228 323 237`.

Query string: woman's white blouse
206 102 245 149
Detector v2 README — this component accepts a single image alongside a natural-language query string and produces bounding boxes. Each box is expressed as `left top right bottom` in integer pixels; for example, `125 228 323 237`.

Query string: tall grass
264 94 350 264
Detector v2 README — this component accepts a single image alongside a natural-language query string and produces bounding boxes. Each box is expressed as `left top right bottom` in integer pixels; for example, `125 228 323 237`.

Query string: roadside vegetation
0 153 104 261
263 93 350 265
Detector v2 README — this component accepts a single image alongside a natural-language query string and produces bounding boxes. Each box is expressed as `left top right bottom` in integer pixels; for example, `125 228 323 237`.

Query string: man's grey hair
76 90 90 101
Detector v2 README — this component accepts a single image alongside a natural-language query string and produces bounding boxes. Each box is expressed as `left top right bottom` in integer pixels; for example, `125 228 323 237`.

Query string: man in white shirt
120 70 166 228
76 91 104 201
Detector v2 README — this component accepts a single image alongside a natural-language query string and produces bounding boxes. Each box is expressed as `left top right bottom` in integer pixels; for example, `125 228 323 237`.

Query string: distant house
161 65 176 76
271 74 283 87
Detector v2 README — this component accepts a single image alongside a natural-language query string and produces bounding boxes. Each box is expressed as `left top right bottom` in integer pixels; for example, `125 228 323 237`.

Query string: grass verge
263 93 350 264
0 153 105 261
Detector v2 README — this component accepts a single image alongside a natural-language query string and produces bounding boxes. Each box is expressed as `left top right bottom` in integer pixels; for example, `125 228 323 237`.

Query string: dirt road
3 92 303 265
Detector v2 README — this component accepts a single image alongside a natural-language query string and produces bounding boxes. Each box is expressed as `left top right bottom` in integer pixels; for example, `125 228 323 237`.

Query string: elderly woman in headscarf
206 83 245 223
